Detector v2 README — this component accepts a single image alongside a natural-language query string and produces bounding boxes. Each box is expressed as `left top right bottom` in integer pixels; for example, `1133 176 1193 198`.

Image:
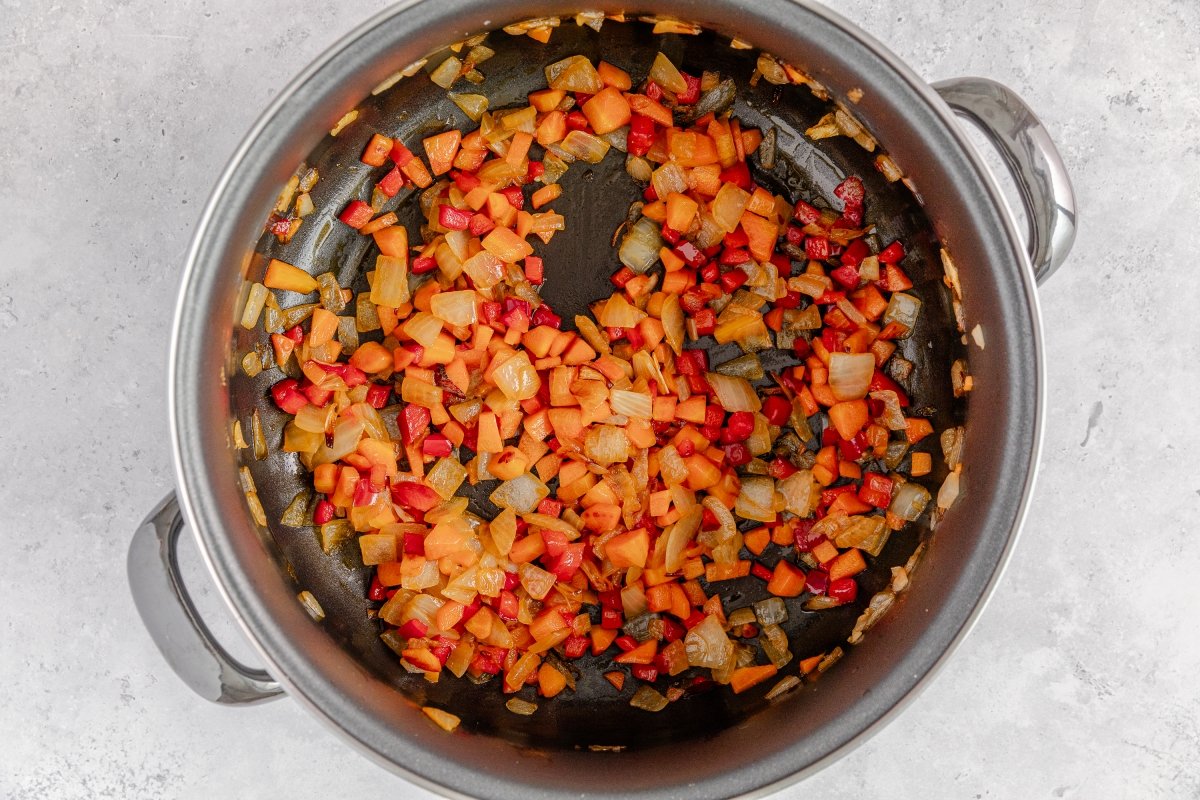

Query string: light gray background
2 0 1196 797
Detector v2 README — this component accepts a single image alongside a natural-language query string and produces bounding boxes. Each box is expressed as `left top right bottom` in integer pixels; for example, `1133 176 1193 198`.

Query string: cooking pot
127 1 1075 797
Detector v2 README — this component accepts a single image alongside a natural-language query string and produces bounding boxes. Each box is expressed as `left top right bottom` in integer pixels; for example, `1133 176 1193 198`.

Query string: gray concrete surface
2 0 1197 797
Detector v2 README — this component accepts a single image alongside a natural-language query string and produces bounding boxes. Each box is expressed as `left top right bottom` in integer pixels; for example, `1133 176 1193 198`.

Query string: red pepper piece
531 303 561 329
722 411 755 443
615 635 637 652
719 247 751 266
411 255 438 274
565 110 590 132
524 255 544 286
804 236 831 260
610 265 636 288
627 113 656 157
525 160 544 182
438 204 471 230
400 404 431 445
270 379 308 415
723 442 752 466
365 383 391 409
496 590 519 622
761 396 792 426
338 200 374 229
674 241 706 268
704 404 725 428
398 619 428 639
868 370 910 406
676 72 701 104
718 267 748 294
834 175 864 207
389 141 415 167
806 569 830 594
840 238 871 268
451 169 482 192
719 161 752 190
676 438 696 458
601 607 624 630
830 264 860 289
768 457 798 479
314 499 335 526
692 306 717 336
793 200 822 225
828 577 858 604
468 212 495 236
878 240 906 264
563 634 589 659
858 471 894 509
500 185 525 210
750 562 773 582
377 166 405 197
659 224 682 245
422 433 453 457
631 664 659 683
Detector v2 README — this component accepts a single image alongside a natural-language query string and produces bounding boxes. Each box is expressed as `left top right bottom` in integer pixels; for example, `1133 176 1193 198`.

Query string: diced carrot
604 528 649 567
597 61 632 90
591 627 618 656
829 548 867 582
423 130 461 176
743 526 771 556
905 417 934 443
730 663 777 694
910 451 932 476
537 663 568 698
582 87 632 135
766 559 806 597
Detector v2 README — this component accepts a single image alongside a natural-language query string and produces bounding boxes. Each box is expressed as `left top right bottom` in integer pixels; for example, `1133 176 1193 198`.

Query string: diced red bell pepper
365 383 391 409
314 499 335 525
601 607 624 630
338 200 374 229
401 404 431 445
525 160 544 182
524 255 544 286
300 380 332 408
804 236 831 261
676 72 701 104
377 166 405 197
838 430 869 461
750 562 773 582
868 370 910 406
496 590 519 622
719 161 752 190
531 303 561 328
438 204 472 230
718 268 748 294
565 110 590 132
676 349 708 375
480 301 502 325
834 175 864 207
830 264 860 289
611 266 636 288
398 619 428 639
627 113 656 157
704 404 725 429
411 255 438 274
631 664 659 682
793 200 821 225
403 532 426 555
422 433 453 457
878 240 906 264
768 456 798 479
723 442 752 467
719 247 751 266
661 616 686 642
500 185 525 211
793 520 820 551
841 238 871 268
270 379 308 415
858 471 894 509
673 241 706 268
761 395 792 426
699 261 720 284
676 438 696 458
563 634 589 659
721 411 756 443
451 169 482 192
828 577 858 603
390 141 415 167
806 569 830 595
693 307 717 337
367 573 386 601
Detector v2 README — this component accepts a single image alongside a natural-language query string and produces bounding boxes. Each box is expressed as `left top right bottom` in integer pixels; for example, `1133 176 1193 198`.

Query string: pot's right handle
934 77 1077 285
128 492 284 705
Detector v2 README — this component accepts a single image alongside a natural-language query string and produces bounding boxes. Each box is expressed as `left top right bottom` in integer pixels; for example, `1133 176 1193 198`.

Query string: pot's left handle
128 492 284 705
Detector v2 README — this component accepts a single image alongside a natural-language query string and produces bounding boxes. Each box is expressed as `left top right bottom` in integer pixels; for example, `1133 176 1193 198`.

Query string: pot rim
168 1 1044 797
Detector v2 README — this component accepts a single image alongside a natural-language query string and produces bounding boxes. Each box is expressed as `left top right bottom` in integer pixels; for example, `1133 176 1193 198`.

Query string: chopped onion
240 283 268 330
490 472 549 514
665 506 702 573
941 426 965 470
492 351 541 400
937 470 961 510
319 519 354 553
660 295 684 355
685 615 733 669
574 314 611 355
519 562 556 600
312 418 365 466
777 470 819 517
402 311 445 348
560 129 610 163
426 457 468 499
753 597 787 626
506 697 538 716
883 292 921 337
460 250 504 290
489 508 518 555
545 55 603 93
596 293 648 328
625 154 653 182
651 162 688 200
630 685 669 712
618 217 663 274
706 372 762 412
297 590 325 621
421 706 461 732
610 389 651 419
828 352 875 401
430 56 463 89
889 481 930 522
648 52 688 94
735 476 777 523
710 182 750 232
583 424 631 465
370 254 410 307
870 390 908 430
658 445 689 486
450 92 488 121
430 290 478 326
764 675 801 701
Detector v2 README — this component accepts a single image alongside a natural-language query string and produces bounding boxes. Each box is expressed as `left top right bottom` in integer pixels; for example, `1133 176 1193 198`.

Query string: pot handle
128 492 284 705
933 77 1077 285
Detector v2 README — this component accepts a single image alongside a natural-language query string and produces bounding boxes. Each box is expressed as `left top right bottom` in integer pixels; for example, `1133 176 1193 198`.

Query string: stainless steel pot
128 1 1075 797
